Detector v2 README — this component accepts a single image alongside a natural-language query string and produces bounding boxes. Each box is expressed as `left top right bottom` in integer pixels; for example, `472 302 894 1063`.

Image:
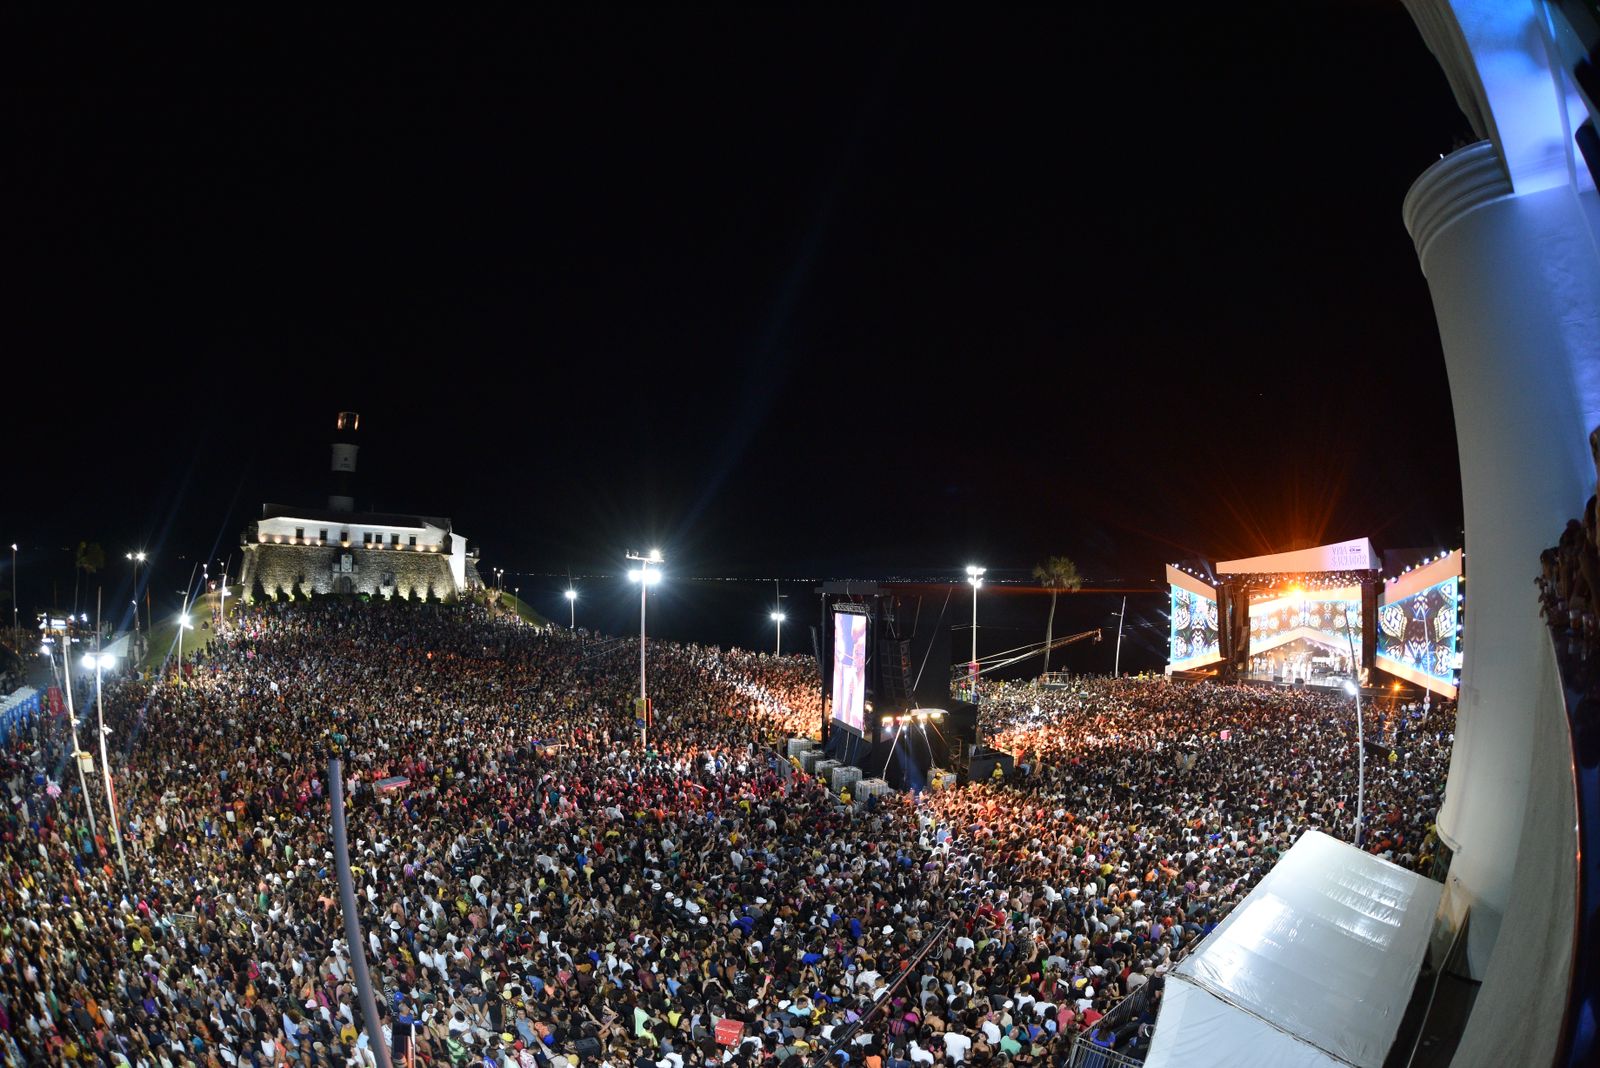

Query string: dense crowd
0 601 1454 1068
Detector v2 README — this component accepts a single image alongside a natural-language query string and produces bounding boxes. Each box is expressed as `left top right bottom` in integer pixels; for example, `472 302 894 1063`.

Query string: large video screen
1378 576 1461 689
1169 586 1221 668
1248 589 1362 655
831 611 868 734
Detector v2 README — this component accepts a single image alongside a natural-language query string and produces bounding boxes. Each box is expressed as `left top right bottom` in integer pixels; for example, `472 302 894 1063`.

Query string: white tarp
1144 830 1443 1068
1147 979 1345 1068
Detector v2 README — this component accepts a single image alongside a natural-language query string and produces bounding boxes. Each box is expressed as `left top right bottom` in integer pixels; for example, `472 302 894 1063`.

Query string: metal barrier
1063 979 1158 1066
1066 1041 1147 1068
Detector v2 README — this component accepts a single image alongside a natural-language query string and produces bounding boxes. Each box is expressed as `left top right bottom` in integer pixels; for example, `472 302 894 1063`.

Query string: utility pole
93 591 130 888
55 635 97 841
1341 604 1366 848
1113 596 1127 677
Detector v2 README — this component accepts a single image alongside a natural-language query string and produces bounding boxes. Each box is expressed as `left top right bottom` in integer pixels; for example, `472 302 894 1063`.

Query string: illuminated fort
236 412 480 601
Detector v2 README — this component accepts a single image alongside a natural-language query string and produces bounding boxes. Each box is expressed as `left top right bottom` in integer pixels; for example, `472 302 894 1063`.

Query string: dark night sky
3 6 1472 643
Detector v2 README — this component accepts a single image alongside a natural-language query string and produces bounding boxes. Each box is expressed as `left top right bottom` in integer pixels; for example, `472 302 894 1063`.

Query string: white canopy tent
1144 830 1442 1068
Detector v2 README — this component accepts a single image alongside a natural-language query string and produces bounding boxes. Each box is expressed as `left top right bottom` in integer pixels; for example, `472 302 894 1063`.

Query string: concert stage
1165 539 1464 702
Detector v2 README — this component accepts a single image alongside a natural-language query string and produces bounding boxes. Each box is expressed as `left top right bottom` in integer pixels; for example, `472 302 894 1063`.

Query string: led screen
1169 586 1221 668
1249 590 1362 655
1377 577 1461 688
830 611 868 734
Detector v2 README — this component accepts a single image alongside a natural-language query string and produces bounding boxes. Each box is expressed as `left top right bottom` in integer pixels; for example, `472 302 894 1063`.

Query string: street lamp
125 552 146 633
1339 602 1366 849
564 587 577 629
1343 679 1366 848
89 591 130 889
626 550 663 748
770 610 786 656
89 648 129 887
177 612 194 687
965 566 985 665
46 637 97 842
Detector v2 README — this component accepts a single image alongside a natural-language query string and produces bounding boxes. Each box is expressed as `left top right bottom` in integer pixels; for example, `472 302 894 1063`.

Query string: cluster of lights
39 613 92 627
966 565 985 588
889 708 945 726
1231 570 1372 591
627 548 664 585
1384 549 1464 585
258 532 442 551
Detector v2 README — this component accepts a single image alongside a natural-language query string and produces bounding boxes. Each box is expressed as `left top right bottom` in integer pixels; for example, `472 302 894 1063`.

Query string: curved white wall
1401 122 1600 1068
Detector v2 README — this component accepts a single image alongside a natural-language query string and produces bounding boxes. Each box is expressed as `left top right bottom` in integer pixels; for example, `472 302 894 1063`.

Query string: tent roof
1145 829 1442 1068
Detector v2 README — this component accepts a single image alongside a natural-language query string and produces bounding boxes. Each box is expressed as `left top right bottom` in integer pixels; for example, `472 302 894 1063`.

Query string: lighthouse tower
329 411 359 512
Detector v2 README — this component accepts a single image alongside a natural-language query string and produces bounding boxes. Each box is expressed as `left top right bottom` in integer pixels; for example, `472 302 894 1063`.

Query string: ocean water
515 576 1169 680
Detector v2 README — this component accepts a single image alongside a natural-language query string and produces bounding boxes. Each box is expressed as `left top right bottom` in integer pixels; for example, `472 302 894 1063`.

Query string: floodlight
1343 681 1358 695
649 548 662 563
565 589 578 601
771 611 786 622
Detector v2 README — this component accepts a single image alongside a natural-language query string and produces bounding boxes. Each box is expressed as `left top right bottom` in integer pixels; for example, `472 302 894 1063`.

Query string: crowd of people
0 599 1455 1068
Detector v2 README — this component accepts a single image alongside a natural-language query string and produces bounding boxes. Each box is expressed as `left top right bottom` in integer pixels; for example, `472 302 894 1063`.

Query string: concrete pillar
1402 137 1599 1062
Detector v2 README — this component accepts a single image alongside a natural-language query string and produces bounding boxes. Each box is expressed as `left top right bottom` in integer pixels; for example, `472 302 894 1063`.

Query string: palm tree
1033 555 1083 676
74 541 106 617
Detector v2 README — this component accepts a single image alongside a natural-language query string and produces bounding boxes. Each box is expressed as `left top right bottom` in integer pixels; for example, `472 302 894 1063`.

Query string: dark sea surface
514 575 1171 681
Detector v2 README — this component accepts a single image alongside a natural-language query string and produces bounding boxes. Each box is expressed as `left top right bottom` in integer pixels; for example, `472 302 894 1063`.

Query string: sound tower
878 638 912 701
1360 577 1379 673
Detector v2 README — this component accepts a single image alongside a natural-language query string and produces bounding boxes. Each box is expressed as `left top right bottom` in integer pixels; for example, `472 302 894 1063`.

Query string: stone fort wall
239 542 456 601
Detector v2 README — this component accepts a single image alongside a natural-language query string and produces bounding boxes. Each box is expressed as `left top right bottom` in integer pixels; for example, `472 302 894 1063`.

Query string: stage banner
1216 538 1379 575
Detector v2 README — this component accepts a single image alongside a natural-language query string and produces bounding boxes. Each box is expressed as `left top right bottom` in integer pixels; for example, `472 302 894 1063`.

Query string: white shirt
942 1032 973 1063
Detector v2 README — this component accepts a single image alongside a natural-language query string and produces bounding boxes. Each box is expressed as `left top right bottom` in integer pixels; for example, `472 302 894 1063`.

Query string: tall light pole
10 543 16 641
965 566 985 664
125 552 146 633
564 587 577 630
965 566 985 707
770 611 785 656
1340 603 1365 848
51 635 97 842
1113 596 1128 678
626 549 663 749
90 591 129 888
217 558 230 627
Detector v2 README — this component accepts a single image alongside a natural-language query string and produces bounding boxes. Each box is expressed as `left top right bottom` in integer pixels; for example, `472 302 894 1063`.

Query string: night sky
5 7 1472 653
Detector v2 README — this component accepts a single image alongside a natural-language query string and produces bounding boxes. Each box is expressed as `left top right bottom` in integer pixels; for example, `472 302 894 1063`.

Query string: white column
1403 136 1600 1062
